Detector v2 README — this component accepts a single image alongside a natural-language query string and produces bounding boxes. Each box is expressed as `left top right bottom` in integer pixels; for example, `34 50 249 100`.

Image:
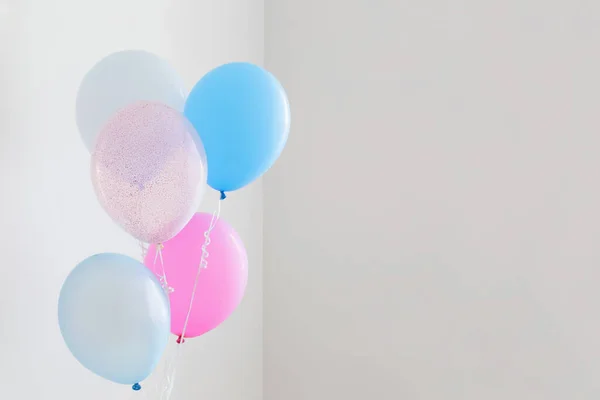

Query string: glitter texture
91 101 207 244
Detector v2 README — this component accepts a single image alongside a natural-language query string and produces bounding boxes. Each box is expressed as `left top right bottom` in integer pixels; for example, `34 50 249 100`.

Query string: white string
139 240 148 260
156 342 182 400
180 199 222 340
154 197 223 400
155 243 176 397
153 244 174 294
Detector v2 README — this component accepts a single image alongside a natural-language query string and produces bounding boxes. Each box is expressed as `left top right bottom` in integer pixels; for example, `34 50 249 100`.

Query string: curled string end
219 190 226 200
132 383 141 391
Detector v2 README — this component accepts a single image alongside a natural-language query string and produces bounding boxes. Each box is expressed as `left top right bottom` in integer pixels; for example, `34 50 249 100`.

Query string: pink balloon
144 213 248 338
91 101 207 244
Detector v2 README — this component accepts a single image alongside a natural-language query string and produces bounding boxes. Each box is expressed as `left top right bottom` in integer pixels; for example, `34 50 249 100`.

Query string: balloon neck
132 383 141 391
177 335 185 344
219 191 227 200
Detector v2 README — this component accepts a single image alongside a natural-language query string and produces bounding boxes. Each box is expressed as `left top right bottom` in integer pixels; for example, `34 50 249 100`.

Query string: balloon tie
132 383 141 391
179 198 222 342
220 190 227 200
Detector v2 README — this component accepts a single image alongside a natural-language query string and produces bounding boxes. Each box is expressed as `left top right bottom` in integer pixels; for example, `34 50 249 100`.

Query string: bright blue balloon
58 253 170 386
184 62 290 193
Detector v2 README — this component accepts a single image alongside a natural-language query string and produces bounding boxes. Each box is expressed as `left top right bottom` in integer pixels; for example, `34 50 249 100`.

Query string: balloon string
139 240 148 260
157 341 182 400
154 248 183 397
157 196 223 399
153 243 173 294
179 197 222 342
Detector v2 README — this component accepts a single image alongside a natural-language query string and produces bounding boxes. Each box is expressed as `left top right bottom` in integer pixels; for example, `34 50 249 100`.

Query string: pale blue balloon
58 253 170 387
76 50 186 152
184 62 290 193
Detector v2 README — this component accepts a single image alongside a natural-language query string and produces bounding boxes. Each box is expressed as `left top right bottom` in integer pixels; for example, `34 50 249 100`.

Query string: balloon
184 62 290 193
58 253 170 386
76 50 186 152
144 213 247 338
91 101 207 244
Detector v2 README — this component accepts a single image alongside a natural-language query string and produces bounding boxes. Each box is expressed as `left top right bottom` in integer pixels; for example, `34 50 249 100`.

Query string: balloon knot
220 191 227 200
177 335 185 344
132 383 141 391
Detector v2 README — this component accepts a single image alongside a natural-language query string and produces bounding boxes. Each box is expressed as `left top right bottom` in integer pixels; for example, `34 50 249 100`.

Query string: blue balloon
58 253 170 386
184 62 290 193
76 50 186 153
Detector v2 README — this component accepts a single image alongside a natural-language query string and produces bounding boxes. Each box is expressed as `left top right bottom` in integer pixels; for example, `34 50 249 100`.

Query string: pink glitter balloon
91 101 207 244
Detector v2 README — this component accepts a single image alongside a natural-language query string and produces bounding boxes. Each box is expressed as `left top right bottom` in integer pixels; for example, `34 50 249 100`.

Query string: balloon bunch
58 50 290 392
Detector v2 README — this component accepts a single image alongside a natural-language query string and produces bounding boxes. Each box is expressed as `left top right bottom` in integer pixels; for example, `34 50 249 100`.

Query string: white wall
264 1 600 399
0 1 262 399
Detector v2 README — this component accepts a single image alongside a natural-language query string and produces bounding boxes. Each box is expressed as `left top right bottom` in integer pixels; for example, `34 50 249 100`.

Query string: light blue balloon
184 62 290 193
58 253 170 387
76 50 186 152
